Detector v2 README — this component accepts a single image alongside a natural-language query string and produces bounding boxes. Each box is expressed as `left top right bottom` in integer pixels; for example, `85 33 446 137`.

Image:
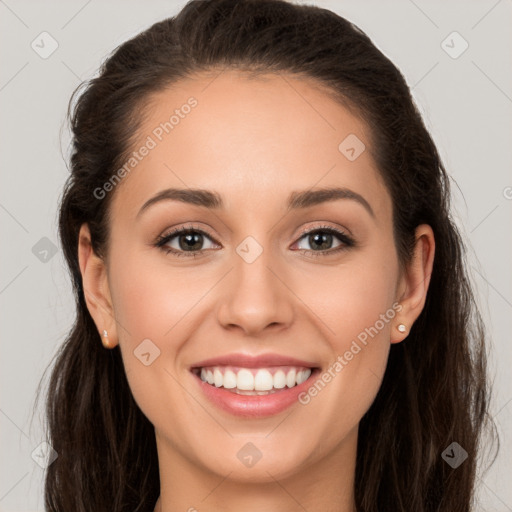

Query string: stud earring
397 324 407 333
102 329 111 349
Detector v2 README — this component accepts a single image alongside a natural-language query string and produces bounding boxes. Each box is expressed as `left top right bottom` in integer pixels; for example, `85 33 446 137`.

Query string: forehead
110 70 391 222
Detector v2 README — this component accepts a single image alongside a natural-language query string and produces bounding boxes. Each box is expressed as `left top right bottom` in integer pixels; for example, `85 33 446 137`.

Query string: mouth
189 354 320 417
191 365 315 395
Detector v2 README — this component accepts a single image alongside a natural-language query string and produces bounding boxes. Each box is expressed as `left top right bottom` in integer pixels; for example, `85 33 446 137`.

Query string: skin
78 70 435 512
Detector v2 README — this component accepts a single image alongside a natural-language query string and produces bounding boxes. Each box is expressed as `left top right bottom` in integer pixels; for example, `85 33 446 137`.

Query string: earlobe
392 224 435 344
78 223 119 349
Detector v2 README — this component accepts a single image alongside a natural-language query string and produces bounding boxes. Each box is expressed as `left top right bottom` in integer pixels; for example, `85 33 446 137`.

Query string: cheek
108 248 202 343
292 248 398 426
107 250 198 433
292 243 399 346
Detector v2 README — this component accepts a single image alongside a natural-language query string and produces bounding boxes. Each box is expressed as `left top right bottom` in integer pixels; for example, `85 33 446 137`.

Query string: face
82 69 431 486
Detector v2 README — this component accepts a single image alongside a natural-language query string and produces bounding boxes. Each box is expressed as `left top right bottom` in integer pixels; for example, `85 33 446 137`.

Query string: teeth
273 370 286 389
223 370 237 389
197 366 312 392
296 370 307 385
237 369 254 390
254 369 273 391
286 369 296 388
213 368 223 387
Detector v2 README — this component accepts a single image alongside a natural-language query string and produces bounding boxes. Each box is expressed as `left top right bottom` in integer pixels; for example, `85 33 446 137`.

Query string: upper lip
190 353 319 369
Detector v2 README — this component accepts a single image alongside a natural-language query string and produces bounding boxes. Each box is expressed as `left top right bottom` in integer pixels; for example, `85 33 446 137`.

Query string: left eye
294 229 348 252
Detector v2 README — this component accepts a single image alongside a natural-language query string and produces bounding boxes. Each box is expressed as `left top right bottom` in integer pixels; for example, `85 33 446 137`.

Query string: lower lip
191 369 319 418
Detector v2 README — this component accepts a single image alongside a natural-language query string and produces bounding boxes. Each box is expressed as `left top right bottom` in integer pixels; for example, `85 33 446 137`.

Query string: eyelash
154 223 356 258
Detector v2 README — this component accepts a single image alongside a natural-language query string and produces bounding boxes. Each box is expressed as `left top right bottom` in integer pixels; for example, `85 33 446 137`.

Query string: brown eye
156 227 219 257
294 226 355 256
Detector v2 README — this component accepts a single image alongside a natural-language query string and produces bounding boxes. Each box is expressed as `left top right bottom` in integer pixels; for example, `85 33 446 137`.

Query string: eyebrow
137 186 375 219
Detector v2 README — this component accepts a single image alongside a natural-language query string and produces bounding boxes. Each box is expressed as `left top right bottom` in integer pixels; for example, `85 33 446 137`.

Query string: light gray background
1 1 511 510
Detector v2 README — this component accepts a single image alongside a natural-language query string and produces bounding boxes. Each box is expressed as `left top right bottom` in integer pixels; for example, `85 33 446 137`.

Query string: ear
392 224 435 344
78 223 118 349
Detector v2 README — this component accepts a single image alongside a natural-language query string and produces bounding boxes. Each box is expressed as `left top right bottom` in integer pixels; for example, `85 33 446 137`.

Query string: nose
216 246 294 337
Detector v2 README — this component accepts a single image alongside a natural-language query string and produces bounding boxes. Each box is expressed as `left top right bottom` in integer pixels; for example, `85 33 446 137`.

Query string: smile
189 353 320 417
193 365 312 395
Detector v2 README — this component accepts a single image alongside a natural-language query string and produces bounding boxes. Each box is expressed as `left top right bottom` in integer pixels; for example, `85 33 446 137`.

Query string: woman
38 0 497 510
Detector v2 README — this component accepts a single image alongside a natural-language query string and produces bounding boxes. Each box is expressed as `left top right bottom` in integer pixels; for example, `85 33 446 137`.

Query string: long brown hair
34 0 498 510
